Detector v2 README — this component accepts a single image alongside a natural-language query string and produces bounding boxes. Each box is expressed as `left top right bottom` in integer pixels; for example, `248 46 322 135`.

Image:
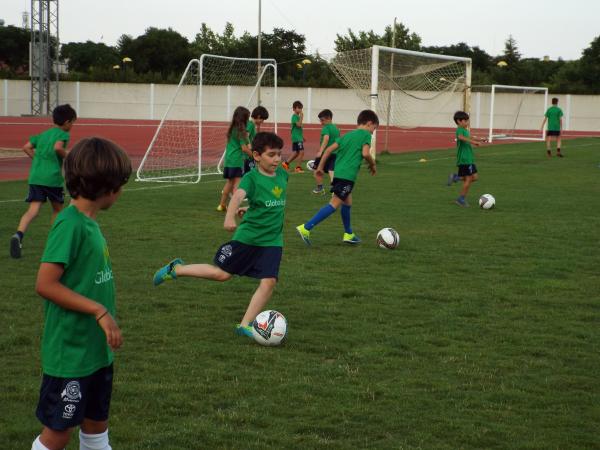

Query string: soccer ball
479 194 496 209
306 159 316 171
251 310 288 346
376 227 400 250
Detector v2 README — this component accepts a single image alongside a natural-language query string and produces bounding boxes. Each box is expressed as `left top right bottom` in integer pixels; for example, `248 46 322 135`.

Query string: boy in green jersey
10 104 77 259
447 111 487 207
218 106 252 211
312 109 341 194
541 97 564 157
244 106 269 174
296 110 378 245
31 137 131 450
282 100 305 173
154 132 287 339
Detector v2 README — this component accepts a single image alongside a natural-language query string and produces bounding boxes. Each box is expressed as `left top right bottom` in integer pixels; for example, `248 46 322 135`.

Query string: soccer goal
483 84 548 142
328 45 472 153
136 55 277 183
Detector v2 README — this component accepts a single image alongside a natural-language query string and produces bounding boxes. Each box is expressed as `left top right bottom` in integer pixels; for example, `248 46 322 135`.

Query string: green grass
1 139 599 449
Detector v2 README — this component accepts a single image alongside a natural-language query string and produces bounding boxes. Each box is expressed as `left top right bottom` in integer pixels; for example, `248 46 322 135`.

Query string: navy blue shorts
214 240 282 279
314 154 336 173
547 130 561 137
36 365 113 431
26 184 64 203
330 178 354 201
223 167 243 179
243 159 256 175
457 164 478 177
292 142 304 152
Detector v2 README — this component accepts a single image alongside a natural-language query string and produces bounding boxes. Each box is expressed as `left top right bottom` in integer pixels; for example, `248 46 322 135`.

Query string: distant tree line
1 22 599 94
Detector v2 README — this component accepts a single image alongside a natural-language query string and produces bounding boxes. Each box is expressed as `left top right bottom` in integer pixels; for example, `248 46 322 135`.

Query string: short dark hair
292 100 303 109
252 132 284 154
52 104 77 126
251 106 269 120
357 109 379 125
318 109 333 120
453 111 470 124
552 97 559 105
64 137 132 200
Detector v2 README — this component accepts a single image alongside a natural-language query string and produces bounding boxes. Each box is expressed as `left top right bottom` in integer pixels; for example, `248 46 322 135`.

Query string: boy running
282 100 305 173
296 109 378 245
312 109 340 194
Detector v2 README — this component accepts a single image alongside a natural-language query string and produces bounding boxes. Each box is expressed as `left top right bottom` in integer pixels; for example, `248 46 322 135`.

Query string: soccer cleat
296 224 311 246
294 166 305 173
10 233 22 259
153 258 183 286
546 150 552 158
447 173 455 186
557 153 564 158
216 204 227 212
312 186 325 195
455 198 470 207
235 324 254 338
343 233 361 244
281 161 289 170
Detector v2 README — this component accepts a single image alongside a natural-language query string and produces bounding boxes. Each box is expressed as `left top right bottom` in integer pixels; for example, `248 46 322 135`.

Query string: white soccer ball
251 310 288 346
306 159 316 171
479 194 496 210
377 227 400 250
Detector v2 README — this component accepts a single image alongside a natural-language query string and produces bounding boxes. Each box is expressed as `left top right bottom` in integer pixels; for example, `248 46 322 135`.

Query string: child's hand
315 168 324 177
369 164 377 175
224 217 237 232
97 312 123 351
237 207 248 218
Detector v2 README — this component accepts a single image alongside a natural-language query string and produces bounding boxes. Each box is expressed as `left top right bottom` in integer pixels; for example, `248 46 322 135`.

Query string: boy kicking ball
153 132 287 338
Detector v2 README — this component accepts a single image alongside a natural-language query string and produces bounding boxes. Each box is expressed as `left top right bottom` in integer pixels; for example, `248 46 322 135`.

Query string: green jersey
28 127 70 187
332 129 372 182
224 128 249 168
320 123 341 152
233 167 288 247
245 121 257 161
456 127 474 165
40 205 116 377
291 113 303 143
545 106 563 131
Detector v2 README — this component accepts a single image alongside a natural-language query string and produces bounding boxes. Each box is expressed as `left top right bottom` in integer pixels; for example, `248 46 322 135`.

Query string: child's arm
36 262 123 350
361 144 377 175
54 140 68 159
315 142 339 175
297 111 303 128
242 142 253 158
541 116 547 131
224 188 247 232
457 134 485 146
317 135 330 157
22 141 35 159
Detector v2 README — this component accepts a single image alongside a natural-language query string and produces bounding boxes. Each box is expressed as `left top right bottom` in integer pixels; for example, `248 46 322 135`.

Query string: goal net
328 45 471 152
136 55 277 183
478 84 548 142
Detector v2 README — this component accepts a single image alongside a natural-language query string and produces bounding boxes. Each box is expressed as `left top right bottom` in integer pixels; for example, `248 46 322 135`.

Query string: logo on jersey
61 381 82 402
95 267 113 284
271 186 283 198
218 244 233 263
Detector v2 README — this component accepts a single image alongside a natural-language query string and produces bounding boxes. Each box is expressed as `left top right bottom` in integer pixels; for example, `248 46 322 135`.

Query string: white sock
32 436 51 450
79 429 112 450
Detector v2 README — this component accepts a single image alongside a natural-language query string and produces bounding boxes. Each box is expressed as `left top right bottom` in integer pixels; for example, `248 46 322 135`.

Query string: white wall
1 79 599 132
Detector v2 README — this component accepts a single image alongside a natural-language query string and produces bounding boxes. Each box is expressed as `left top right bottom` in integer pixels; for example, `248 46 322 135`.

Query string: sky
3 0 598 61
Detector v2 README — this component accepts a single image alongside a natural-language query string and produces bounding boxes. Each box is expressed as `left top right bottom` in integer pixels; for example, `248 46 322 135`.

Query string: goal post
329 45 472 155
483 84 548 142
136 55 277 183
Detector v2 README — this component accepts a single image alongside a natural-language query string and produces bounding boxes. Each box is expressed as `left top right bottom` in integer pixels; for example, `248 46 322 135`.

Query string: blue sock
305 204 336 230
341 205 352 234
458 195 465 201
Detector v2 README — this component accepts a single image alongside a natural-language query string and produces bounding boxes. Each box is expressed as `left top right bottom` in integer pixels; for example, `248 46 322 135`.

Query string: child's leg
219 179 235 208
287 151 298 164
556 136 563 156
304 195 343 230
340 195 353 234
240 277 277 326
36 427 72 450
546 136 553 156
296 150 305 169
175 263 232 282
49 201 63 225
79 418 110 450
17 201 43 234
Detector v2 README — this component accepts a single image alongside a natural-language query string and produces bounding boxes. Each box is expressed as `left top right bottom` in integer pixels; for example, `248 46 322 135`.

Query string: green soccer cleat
296 224 311 246
343 233 361 244
235 324 254 338
153 258 183 286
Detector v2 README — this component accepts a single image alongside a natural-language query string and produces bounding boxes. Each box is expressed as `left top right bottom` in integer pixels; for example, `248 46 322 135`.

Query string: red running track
0 117 596 181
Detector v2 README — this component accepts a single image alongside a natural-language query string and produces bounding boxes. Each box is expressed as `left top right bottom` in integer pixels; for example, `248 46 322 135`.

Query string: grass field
1 138 599 449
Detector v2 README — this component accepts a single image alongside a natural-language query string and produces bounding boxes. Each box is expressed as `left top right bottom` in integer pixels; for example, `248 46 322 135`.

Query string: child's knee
261 277 277 290
215 270 232 282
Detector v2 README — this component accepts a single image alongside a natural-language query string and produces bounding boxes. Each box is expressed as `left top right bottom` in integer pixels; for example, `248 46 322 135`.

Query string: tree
502 35 521 66
334 22 421 52
60 41 119 73
126 27 192 77
579 35 600 93
0 25 30 74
